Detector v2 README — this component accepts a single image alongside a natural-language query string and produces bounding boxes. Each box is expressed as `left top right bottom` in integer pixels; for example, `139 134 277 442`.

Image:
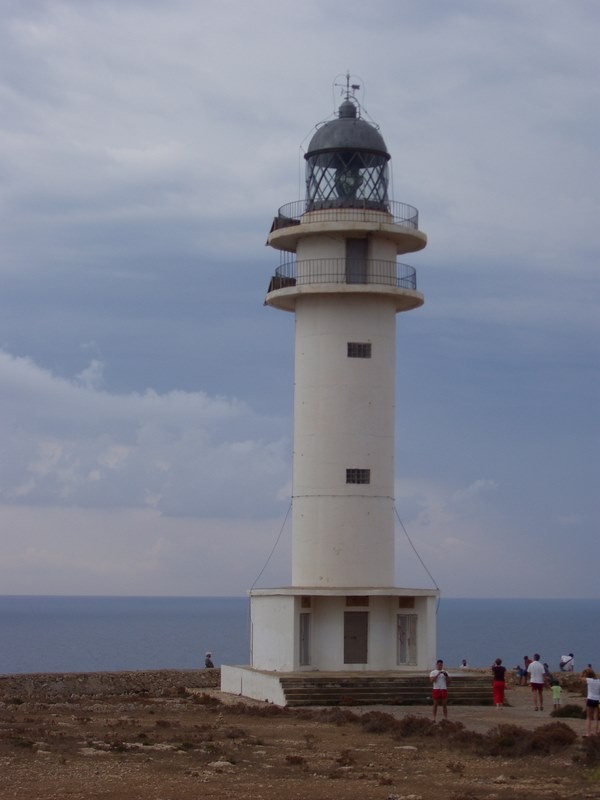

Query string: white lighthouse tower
222 79 438 704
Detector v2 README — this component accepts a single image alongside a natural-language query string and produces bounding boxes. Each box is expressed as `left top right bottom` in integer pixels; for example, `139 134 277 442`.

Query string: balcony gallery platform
265 279 424 313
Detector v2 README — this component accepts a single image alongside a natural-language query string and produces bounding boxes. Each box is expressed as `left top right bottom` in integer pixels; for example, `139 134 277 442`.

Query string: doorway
299 612 311 666
345 238 368 284
344 611 368 663
397 614 417 665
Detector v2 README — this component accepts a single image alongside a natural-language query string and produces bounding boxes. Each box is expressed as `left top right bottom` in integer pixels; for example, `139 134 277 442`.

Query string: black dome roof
306 99 389 158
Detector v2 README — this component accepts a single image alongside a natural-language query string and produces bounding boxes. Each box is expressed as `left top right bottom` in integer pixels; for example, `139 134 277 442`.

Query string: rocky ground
0 670 599 800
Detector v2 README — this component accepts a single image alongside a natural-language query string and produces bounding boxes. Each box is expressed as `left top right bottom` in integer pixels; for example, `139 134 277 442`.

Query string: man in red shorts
429 659 449 720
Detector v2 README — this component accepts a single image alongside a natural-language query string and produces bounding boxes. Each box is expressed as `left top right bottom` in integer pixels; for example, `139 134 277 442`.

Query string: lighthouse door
344 611 368 663
397 614 418 665
345 239 368 284
299 612 311 666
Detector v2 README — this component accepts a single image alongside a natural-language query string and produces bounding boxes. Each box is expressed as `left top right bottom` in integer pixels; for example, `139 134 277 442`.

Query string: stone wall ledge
0 668 220 700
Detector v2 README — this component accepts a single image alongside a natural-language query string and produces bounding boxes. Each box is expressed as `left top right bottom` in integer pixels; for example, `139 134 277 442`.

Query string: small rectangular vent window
346 596 369 607
347 342 371 358
346 468 371 484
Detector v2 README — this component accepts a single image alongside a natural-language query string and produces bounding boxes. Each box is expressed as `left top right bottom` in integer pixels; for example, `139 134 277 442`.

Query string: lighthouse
222 79 438 704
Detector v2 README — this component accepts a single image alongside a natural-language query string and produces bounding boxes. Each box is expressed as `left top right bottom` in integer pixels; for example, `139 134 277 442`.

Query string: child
551 680 562 710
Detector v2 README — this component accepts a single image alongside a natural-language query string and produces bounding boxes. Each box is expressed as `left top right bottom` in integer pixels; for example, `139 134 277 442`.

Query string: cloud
393 476 597 598
0 504 291 595
0 0 597 598
0 350 290 518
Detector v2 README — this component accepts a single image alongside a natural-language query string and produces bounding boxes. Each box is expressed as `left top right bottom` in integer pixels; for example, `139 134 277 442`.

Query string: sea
0 596 597 676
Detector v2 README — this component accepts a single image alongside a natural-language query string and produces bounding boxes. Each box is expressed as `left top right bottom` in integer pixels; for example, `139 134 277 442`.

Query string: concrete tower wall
292 292 397 587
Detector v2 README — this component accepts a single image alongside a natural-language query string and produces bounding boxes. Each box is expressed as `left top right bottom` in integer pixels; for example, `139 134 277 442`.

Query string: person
204 651 214 669
550 680 562 711
522 656 532 685
584 669 600 737
491 658 506 710
527 653 546 711
559 653 575 672
460 659 469 669
429 659 449 721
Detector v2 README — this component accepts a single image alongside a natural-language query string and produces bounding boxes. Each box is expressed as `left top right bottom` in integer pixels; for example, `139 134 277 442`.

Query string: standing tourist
491 658 506 710
523 655 532 685
527 653 546 711
429 659 449 721
583 668 600 737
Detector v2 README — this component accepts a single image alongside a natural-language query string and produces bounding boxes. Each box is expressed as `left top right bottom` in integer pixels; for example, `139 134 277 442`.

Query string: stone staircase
278 672 492 707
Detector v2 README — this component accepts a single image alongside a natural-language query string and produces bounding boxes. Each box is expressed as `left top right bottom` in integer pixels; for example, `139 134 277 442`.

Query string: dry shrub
108 739 126 752
527 722 577 753
227 701 287 717
285 754 306 767
10 737 34 749
177 741 194 750
304 733 318 750
318 707 359 726
359 711 401 734
191 692 221 707
551 703 586 719
576 735 600 767
447 726 486 750
480 721 576 757
392 714 435 738
335 748 356 766
223 727 247 740
482 723 530 756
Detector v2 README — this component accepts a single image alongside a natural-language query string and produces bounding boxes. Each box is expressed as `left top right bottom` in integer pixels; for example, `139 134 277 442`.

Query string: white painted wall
221 665 287 705
292 293 397 587
250 594 296 671
248 591 437 672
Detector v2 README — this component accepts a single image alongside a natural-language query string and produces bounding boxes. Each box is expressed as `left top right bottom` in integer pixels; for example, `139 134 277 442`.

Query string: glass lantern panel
306 151 389 211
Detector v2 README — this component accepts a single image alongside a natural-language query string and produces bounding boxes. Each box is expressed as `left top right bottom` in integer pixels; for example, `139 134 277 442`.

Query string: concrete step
278 674 493 707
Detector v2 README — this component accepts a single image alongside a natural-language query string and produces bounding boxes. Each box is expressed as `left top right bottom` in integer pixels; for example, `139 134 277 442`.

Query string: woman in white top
584 668 600 737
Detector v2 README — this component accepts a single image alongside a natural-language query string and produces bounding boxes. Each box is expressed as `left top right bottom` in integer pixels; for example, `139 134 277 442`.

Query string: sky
0 0 598 599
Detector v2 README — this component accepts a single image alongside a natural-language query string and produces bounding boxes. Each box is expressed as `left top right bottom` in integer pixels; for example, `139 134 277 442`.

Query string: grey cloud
0 0 597 597
1 351 290 517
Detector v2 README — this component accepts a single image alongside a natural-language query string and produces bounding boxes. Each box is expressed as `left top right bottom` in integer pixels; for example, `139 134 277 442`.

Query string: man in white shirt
527 653 546 711
429 659 449 721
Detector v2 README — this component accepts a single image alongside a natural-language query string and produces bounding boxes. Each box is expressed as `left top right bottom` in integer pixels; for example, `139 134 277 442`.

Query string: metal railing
267 258 417 291
270 200 419 232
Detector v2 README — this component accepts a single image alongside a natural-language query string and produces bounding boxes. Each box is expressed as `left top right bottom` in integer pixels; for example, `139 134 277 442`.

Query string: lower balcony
267 258 417 293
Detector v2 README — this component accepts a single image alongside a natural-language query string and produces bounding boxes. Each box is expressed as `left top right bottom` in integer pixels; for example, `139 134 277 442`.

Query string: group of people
430 654 600 735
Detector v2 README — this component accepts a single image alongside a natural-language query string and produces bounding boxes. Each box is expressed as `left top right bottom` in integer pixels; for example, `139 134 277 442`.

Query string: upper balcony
265 257 424 313
267 200 427 255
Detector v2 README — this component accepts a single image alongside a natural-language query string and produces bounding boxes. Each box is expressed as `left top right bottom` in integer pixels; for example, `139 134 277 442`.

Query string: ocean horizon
0 595 597 676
